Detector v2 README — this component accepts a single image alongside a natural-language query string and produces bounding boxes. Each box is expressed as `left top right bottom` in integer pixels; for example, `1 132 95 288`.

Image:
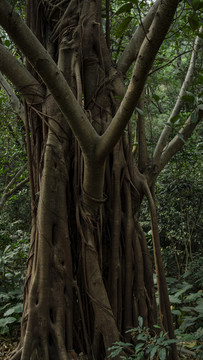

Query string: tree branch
0 164 29 211
0 0 99 157
0 44 45 105
117 0 160 75
97 0 180 160
148 49 192 76
0 71 25 123
158 108 203 173
153 29 203 166
143 182 178 359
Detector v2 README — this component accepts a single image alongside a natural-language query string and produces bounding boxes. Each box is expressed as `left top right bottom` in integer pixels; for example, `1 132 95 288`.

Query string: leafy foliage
0 236 29 334
0 87 30 240
165 272 203 357
137 134 203 277
108 317 178 359
0 90 30 336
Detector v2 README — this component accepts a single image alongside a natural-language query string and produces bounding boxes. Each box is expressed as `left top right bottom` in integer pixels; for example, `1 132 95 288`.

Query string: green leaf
138 316 143 328
177 133 186 144
110 341 132 348
126 327 137 333
0 303 11 311
150 345 159 358
165 339 179 345
4 39 10 47
115 17 133 38
137 333 147 341
170 115 179 124
182 92 195 103
175 283 193 297
4 308 15 316
159 347 167 360
192 0 202 10
188 15 200 30
135 342 145 352
152 94 160 102
169 294 182 304
113 95 123 100
153 324 161 329
0 325 9 334
172 309 182 316
109 348 122 357
136 107 144 116
186 292 202 302
116 3 133 15
190 111 199 123
136 351 145 360
0 317 16 327
4 303 23 316
194 301 203 314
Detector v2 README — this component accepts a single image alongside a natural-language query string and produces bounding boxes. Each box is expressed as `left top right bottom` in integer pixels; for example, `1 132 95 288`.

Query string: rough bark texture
0 0 188 359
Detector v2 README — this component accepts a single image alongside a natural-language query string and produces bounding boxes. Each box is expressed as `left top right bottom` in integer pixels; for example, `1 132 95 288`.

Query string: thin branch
136 3 150 42
0 71 25 123
0 44 45 105
153 29 203 166
3 164 27 190
143 181 178 359
0 0 99 157
158 108 203 173
0 164 29 211
177 344 196 357
97 0 180 160
117 0 160 75
149 49 192 76
10 348 22 360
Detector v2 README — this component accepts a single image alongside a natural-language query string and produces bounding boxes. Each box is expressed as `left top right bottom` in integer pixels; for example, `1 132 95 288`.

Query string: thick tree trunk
7 0 178 359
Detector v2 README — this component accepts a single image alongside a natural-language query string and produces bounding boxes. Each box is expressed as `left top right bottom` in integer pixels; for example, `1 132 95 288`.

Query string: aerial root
9 333 79 360
9 347 22 360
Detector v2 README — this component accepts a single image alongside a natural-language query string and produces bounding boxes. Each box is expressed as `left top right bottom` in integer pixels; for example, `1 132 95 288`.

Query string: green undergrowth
167 260 203 358
108 317 178 359
0 234 29 335
108 255 203 359
0 233 202 359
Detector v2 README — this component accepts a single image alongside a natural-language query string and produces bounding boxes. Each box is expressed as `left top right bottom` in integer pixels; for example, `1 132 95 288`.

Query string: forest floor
0 329 198 360
0 327 20 360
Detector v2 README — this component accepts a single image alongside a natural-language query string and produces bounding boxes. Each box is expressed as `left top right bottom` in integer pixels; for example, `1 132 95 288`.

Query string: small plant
165 271 203 357
108 317 178 359
0 237 29 334
0 302 23 334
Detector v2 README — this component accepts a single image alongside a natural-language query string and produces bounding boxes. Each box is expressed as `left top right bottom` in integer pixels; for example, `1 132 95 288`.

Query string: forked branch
0 44 45 105
97 0 180 160
0 0 98 156
117 0 160 75
159 108 203 172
